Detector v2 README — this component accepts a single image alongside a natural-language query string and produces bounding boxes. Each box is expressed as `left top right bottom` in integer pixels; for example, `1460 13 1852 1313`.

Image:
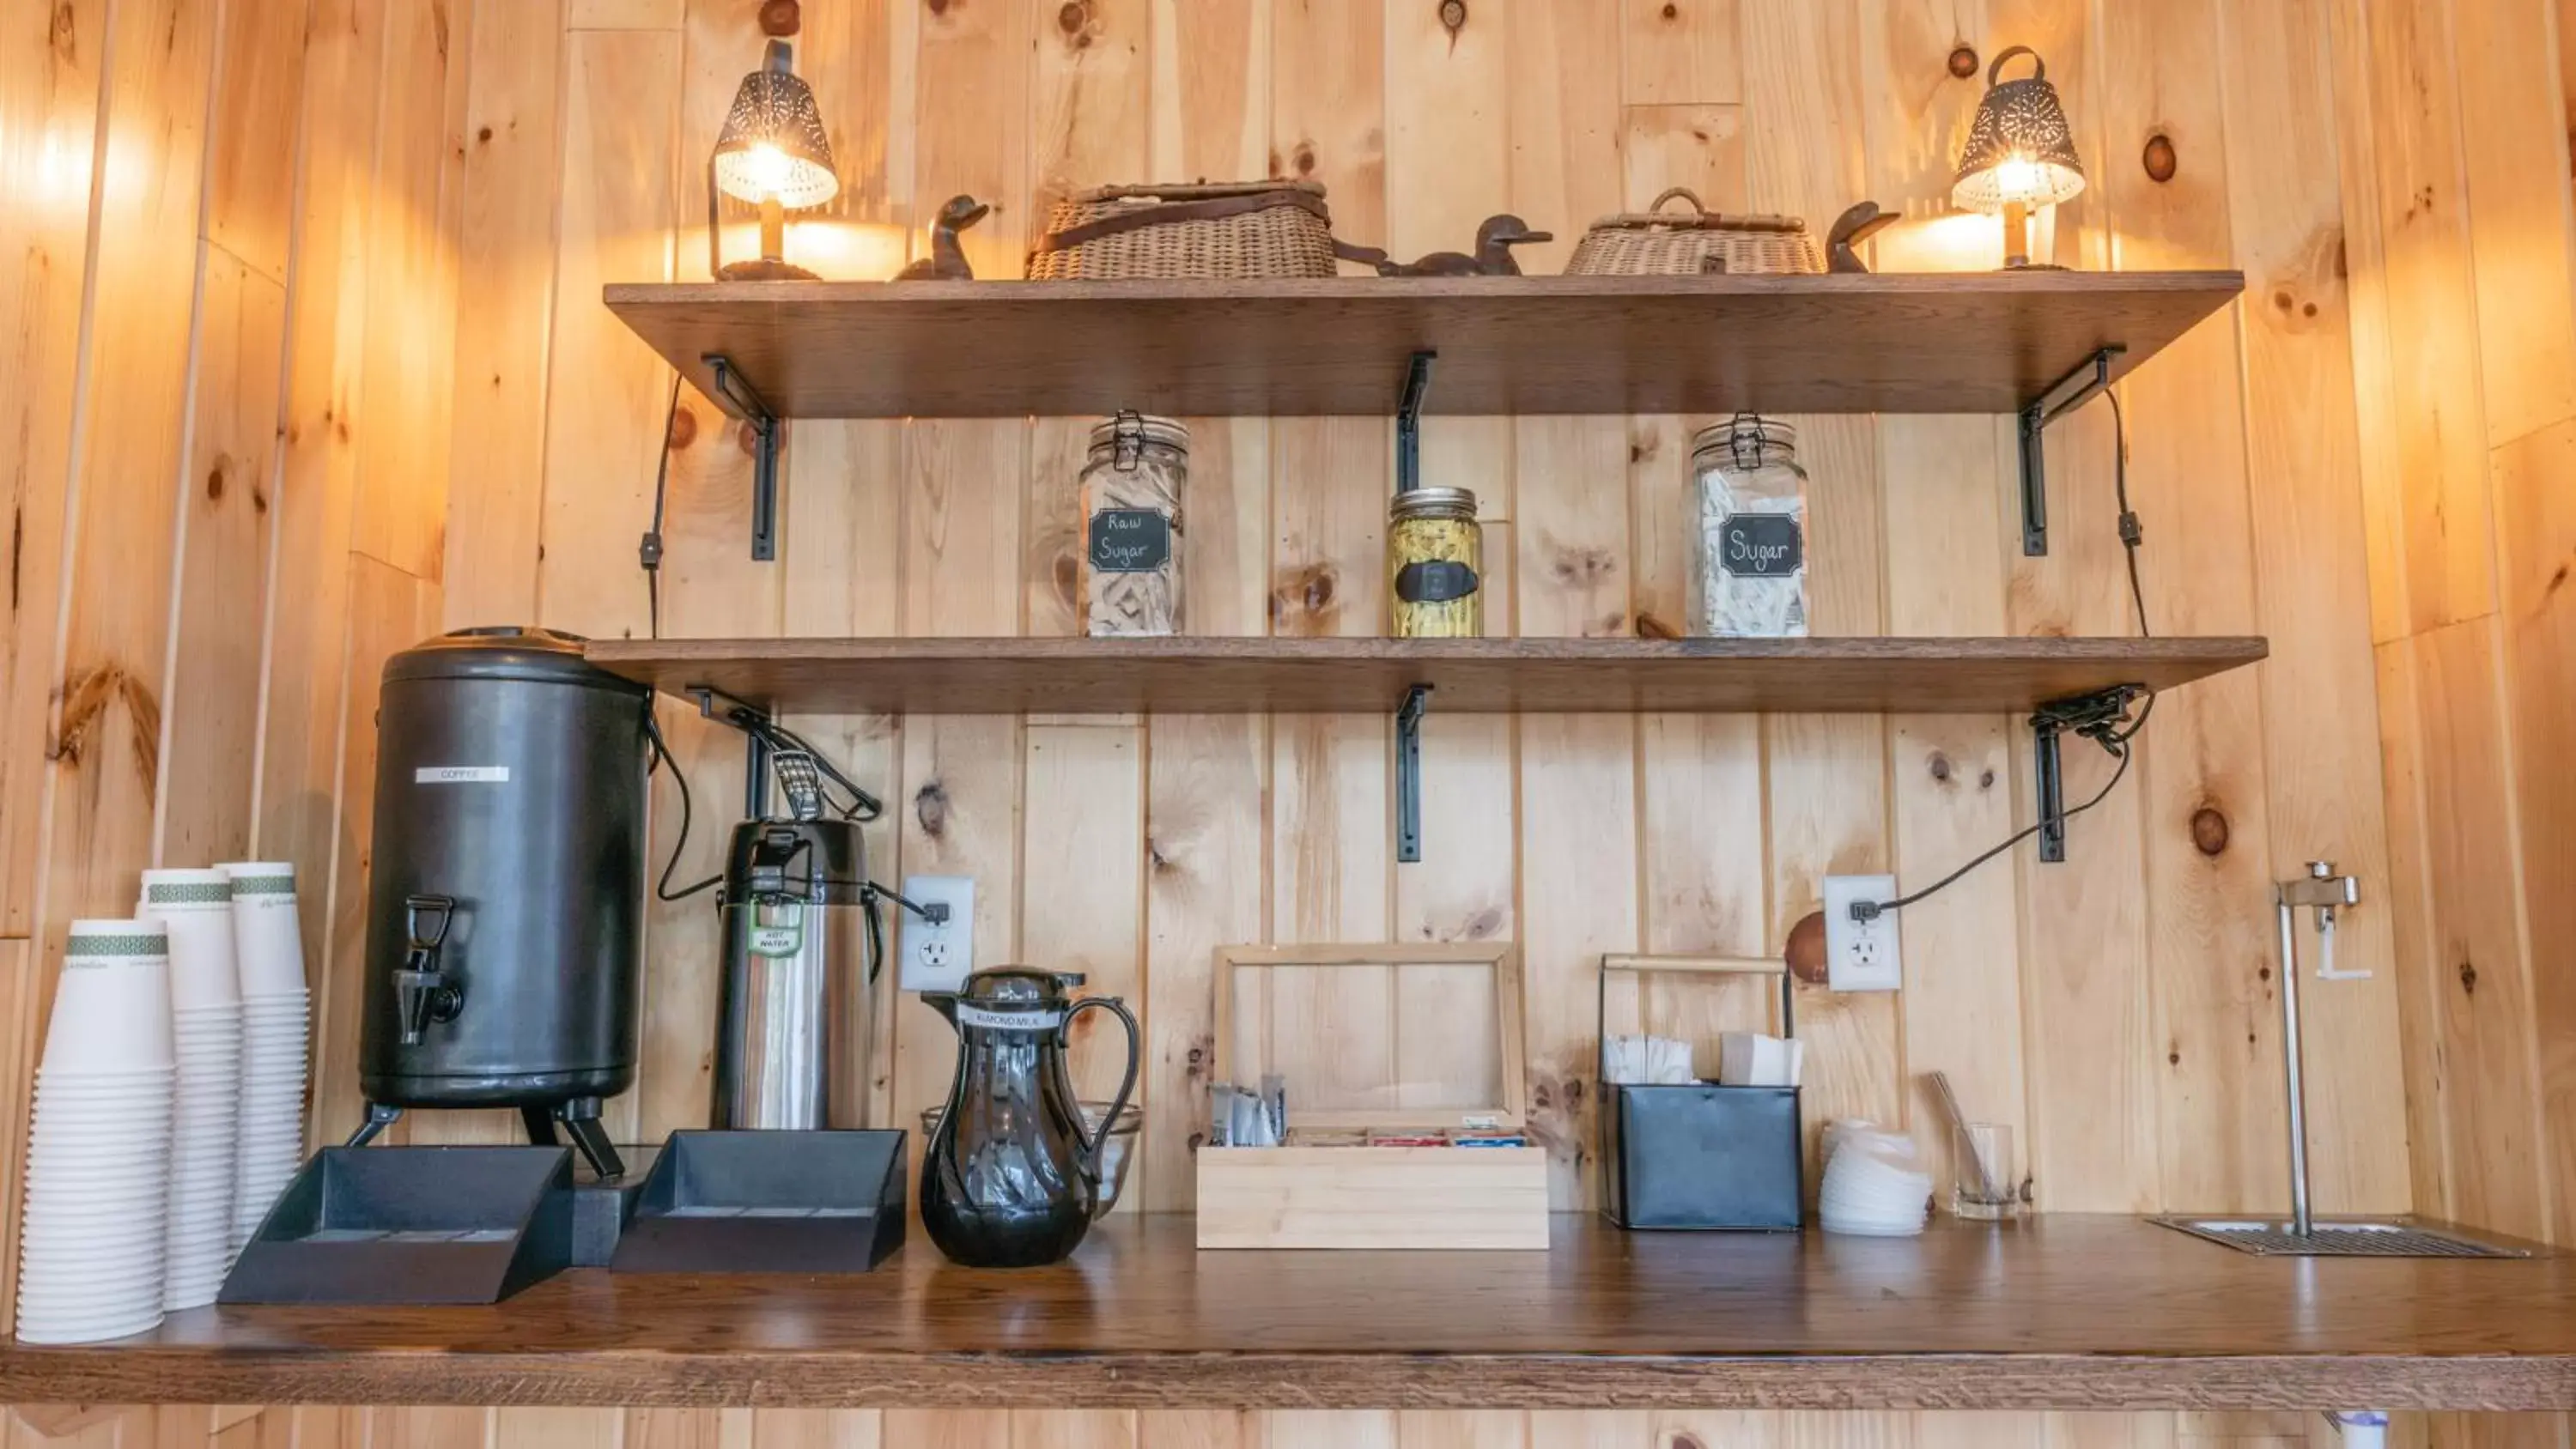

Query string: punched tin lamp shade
1950 45 2085 214
711 44 839 210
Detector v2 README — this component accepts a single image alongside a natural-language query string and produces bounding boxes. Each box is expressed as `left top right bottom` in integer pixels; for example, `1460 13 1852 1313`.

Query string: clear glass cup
1951 1121 2022 1220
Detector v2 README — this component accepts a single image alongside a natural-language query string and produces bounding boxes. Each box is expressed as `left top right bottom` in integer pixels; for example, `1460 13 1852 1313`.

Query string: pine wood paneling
19 1 2576 1446
0 0 107 940
442 0 566 629
161 248 287 869
2215 0 2412 1215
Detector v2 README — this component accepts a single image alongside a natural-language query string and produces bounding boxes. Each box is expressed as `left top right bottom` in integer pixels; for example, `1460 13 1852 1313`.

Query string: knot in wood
1947 45 1978 79
2142 133 2178 183
1784 909 1828 985
2458 959 2478 995
1928 751 1953 783
666 404 698 449
759 0 801 36
914 779 951 838
1632 611 1681 640
1438 0 1467 35
2190 805 2229 857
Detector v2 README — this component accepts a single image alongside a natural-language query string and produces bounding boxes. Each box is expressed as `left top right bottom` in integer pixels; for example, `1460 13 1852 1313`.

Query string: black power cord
641 373 683 640
1853 385 2155 924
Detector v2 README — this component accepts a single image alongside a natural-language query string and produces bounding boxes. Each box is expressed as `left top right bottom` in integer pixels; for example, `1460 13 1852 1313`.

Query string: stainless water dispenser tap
2275 861 2361 1236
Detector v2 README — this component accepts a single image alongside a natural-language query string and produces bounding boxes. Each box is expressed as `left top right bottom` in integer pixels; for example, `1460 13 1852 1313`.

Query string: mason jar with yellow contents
1387 487 1483 638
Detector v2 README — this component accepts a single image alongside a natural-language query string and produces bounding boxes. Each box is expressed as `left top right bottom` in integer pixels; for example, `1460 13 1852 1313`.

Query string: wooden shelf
584 635 2268 716
602 271 2242 418
1 1216 2566 1410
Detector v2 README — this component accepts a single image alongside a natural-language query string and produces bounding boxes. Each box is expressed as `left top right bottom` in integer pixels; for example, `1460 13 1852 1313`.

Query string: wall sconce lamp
708 9 838 281
1951 45 2086 270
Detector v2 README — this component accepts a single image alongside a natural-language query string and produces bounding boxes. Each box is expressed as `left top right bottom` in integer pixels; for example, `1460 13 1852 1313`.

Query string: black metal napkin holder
1597 955 1805 1231
610 1129 907 1273
220 1146 576 1304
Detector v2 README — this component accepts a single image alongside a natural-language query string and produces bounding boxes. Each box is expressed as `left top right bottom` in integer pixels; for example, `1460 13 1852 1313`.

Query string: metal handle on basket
1595 953 1796 1083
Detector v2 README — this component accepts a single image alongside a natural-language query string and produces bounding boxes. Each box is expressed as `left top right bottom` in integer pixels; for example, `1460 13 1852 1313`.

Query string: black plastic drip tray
663 1205 872 1218
611 1129 907 1273
302 1228 520 1243
221 1146 576 1305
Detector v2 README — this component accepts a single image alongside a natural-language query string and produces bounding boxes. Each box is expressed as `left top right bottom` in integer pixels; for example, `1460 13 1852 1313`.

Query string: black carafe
920 968 1139 1267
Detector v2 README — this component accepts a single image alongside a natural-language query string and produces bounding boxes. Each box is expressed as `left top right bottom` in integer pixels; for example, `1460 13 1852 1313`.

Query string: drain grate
2154 1217 2530 1258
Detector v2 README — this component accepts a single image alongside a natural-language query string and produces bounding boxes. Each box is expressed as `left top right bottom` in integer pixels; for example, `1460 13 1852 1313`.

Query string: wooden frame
1210 941 1528 1133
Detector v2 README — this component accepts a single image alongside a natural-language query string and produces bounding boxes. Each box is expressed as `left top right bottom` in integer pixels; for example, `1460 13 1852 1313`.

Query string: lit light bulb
1991 156 2043 202
742 142 795 197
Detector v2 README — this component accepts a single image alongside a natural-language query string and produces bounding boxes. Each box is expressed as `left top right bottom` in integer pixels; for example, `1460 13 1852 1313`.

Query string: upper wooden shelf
584 634 2267 716
1 1216 2565 1410
602 271 2243 418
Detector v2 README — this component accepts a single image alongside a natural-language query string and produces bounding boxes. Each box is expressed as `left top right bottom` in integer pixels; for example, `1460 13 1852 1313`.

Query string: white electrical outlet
1822 875 1903 992
897 876 975 992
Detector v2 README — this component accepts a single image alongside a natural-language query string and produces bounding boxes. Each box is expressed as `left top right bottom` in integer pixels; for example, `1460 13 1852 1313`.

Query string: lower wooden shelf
2 1216 2567 1410
584 635 2267 716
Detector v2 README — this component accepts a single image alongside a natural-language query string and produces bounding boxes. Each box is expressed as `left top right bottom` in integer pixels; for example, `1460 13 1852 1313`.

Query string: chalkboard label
1395 559 1481 603
1718 515 1803 578
1088 509 1172 573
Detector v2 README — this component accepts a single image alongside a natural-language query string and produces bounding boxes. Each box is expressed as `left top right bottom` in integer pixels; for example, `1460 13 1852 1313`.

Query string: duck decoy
1826 200 1899 273
896 195 990 281
1376 214 1553 277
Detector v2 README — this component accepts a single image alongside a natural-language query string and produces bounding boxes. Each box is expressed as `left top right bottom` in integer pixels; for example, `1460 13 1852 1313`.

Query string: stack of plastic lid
140 869 242 1310
1818 1119 1933 1236
16 921 177 1343
222 863 310 1251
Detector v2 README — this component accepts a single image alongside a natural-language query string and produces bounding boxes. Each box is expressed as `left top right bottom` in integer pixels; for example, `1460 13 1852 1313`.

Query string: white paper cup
15 1311 165 1345
36 1063 176 1085
222 864 308 999
46 923 175 1073
139 870 243 1012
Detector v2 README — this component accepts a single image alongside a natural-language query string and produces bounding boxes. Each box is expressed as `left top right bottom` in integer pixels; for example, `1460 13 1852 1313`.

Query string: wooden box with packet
1195 943 1549 1250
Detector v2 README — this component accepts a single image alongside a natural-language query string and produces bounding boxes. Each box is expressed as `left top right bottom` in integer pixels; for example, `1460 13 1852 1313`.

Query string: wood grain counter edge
0 1349 2567 1411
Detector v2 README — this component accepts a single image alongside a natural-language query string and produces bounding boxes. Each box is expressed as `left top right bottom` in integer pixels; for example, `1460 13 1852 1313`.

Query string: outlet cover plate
897 876 975 992
1823 875 1903 992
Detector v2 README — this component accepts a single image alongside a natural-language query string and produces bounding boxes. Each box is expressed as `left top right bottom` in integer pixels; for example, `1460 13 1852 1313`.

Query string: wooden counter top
3 1216 2570 1411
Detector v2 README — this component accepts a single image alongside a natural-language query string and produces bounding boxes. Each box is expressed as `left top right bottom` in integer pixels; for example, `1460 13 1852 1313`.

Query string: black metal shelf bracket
689 682 775 815
2028 683 2146 864
701 353 781 561
1392 350 1437 863
1395 684 1432 864
1396 350 1436 494
2017 344 2126 557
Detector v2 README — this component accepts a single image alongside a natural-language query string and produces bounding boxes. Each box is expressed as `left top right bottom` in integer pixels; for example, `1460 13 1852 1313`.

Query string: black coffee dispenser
348 627 653 1178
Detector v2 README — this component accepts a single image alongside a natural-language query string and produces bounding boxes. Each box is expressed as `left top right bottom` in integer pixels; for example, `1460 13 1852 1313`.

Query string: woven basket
1027 181 1382 280
1563 189 1823 276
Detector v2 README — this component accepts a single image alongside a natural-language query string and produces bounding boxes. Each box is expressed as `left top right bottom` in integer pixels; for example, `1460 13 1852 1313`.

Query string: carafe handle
1062 996 1140 1186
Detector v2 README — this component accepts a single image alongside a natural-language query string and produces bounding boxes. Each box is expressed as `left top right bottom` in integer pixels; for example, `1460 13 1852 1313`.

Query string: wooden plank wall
0 2 2563 1448
0 0 474 1440
2340 0 2576 1446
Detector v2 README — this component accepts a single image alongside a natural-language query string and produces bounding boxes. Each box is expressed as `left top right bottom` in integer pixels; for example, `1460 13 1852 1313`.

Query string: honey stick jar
1388 487 1483 638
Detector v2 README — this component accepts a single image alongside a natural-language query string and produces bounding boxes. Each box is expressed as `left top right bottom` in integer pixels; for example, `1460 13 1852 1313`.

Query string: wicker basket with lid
1027 180 1387 280
1563 188 1824 276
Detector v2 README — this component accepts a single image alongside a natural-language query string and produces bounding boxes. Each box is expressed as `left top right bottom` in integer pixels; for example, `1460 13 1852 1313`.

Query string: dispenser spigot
394 894 462 1046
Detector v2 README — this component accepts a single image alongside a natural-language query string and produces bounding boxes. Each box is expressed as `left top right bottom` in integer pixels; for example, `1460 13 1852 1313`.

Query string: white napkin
1602 1034 1696 1084
1717 1032 1804 1088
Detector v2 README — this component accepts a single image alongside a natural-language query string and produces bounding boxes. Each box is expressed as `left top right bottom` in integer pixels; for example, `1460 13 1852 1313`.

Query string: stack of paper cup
1818 1119 1933 1236
137 870 242 1309
221 863 310 1251
17 921 177 1343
